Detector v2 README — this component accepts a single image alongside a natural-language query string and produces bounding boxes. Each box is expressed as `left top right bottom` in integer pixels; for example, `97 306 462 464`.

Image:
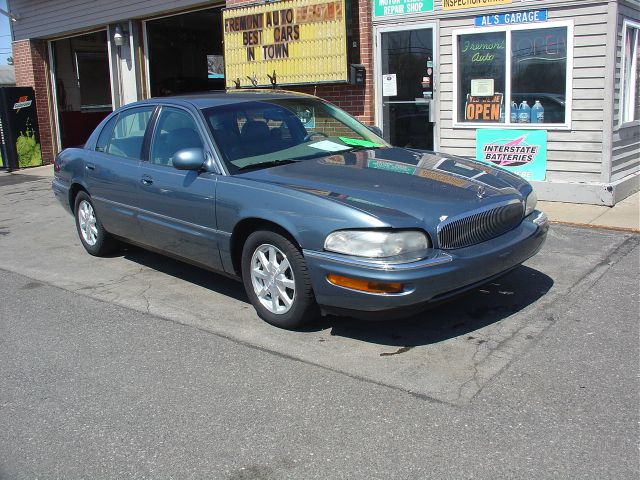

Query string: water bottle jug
510 102 518 123
518 100 531 123
531 100 544 123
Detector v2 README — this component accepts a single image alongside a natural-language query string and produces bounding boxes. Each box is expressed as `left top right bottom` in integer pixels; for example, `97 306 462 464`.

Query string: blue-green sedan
52 90 548 328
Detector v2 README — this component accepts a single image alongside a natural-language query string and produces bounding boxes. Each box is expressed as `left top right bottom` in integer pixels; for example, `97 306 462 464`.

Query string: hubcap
250 244 296 314
77 200 98 246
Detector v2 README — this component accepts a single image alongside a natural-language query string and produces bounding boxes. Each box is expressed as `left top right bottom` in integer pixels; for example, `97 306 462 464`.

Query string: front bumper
303 210 548 317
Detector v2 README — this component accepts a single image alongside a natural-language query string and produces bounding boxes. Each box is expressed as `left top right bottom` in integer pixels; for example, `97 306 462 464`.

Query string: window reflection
511 27 568 124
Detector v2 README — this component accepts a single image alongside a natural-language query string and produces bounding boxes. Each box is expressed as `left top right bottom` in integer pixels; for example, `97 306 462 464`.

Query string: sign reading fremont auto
223 0 348 88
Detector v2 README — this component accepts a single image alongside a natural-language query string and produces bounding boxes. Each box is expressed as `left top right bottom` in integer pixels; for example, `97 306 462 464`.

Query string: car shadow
115 245 553 348
304 265 554 347
117 245 249 303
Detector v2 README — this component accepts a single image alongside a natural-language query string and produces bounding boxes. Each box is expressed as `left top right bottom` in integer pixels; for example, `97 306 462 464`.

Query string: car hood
237 147 530 227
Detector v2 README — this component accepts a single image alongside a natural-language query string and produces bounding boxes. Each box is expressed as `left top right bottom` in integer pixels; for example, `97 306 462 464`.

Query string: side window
106 107 154 160
150 107 204 167
95 115 118 153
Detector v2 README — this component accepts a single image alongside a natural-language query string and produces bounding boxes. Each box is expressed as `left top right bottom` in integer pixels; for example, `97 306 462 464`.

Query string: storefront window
511 27 567 124
455 23 571 127
457 31 506 124
621 20 640 124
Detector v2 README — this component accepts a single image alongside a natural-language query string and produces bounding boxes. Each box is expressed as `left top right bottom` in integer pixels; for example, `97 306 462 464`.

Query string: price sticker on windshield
309 140 351 152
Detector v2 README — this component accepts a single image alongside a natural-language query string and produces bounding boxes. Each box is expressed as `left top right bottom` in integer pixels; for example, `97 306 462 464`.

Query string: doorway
50 31 113 149
145 8 224 97
376 26 435 150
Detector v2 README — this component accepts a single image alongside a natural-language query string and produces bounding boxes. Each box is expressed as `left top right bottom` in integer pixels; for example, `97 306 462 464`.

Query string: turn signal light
327 274 403 294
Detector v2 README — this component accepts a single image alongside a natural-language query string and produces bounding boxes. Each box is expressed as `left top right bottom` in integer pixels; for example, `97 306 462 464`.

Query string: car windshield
202 98 388 174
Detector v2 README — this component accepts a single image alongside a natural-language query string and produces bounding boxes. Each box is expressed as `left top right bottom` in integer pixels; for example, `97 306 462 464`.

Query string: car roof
131 89 316 110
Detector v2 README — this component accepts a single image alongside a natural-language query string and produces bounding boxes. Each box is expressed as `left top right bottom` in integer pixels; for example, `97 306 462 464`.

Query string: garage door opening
146 8 224 97
51 31 113 149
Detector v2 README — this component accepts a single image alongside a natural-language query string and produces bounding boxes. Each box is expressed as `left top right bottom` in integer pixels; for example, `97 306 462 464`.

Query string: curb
549 220 639 234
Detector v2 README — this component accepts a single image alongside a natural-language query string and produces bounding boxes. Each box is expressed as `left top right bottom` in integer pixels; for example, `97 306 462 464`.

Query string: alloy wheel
77 199 98 246
250 243 296 314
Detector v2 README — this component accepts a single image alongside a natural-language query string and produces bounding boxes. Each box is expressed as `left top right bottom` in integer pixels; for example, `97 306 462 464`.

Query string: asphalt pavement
0 170 638 478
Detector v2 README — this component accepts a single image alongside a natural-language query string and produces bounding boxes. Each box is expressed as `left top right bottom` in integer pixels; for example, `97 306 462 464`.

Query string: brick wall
225 0 374 124
12 39 55 165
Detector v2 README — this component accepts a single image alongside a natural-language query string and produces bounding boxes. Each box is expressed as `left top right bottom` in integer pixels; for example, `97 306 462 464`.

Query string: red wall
12 39 55 165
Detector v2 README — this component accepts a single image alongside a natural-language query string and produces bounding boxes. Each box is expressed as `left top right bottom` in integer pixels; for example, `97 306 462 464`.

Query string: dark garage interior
146 8 225 97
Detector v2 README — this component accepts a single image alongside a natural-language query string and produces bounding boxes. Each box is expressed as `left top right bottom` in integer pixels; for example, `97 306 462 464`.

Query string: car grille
437 201 524 249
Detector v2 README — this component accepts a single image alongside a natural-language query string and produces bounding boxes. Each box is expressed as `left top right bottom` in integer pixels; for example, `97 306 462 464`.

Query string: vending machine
0 87 42 171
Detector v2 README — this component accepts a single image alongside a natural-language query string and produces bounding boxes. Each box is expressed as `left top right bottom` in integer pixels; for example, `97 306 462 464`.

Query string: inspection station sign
223 0 348 88
373 0 433 18
476 129 547 181
442 0 511 11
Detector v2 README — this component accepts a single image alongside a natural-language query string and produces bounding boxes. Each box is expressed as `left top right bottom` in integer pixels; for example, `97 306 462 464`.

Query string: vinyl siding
611 1 640 182
437 1 610 183
8 0 218 40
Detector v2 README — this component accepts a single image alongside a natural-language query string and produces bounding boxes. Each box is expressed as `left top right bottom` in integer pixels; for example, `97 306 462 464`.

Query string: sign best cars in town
223 0 348 87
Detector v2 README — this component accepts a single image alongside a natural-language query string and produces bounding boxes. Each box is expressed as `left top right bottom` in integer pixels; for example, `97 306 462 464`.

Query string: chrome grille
437 201 524 249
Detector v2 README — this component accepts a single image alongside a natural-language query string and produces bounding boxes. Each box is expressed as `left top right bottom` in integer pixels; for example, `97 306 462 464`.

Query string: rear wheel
74 191 117 256
241 229 318 329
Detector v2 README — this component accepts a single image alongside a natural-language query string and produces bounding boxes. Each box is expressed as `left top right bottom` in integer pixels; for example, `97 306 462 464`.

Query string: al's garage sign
476 129 547 181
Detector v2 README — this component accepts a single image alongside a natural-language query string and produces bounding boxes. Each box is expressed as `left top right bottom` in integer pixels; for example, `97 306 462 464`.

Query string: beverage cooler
0 87 43 171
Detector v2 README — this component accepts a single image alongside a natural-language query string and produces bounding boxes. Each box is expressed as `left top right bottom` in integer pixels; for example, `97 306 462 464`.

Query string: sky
0 0 12 65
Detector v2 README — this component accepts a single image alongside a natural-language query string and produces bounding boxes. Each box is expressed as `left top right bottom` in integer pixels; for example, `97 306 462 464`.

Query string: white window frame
47 28 115 153
373 23 438 149
619 18 640 126
452 20 574 130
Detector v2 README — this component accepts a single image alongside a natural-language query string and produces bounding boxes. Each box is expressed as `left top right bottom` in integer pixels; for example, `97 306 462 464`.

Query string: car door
136 105 222 270
84 106 155 242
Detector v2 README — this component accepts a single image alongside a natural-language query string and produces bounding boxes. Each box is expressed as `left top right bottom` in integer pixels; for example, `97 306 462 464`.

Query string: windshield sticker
308 140 351 152
339 137 383 148
295 106 315 129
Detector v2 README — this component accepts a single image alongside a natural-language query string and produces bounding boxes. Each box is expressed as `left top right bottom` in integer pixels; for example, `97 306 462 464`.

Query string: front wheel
241 229 318 329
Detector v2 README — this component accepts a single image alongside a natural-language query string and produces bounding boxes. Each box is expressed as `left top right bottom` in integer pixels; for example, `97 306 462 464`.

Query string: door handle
141 175 153 186
85 163 95 171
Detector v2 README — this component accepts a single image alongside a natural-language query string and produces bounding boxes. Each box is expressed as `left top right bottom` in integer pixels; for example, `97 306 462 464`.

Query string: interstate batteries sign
476 129 547 181
223 0 348 88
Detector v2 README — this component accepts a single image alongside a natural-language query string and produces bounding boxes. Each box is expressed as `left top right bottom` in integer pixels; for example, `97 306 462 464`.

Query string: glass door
378 27 435 150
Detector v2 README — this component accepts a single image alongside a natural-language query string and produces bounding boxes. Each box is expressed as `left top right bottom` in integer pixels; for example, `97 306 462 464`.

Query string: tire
74 191 117 256
241 229 319 329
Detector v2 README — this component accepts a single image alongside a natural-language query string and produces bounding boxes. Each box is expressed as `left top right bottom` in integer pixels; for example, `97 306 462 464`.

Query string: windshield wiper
237 159 299 171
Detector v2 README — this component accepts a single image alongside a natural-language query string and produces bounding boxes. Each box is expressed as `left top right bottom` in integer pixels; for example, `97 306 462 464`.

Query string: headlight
525 190 537 217
324 230 430 258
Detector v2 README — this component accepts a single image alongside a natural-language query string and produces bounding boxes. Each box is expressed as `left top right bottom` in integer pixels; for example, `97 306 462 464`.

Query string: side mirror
172 148 206 171
367 125 383 137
